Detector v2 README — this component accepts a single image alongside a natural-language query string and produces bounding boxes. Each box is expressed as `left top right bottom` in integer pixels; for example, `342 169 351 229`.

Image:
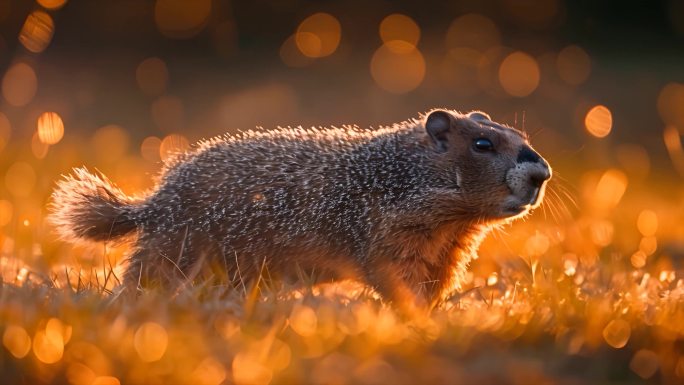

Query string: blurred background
0 0 683 283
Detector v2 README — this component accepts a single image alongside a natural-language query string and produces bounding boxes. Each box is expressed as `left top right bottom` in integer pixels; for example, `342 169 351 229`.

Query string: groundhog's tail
48 168 140 242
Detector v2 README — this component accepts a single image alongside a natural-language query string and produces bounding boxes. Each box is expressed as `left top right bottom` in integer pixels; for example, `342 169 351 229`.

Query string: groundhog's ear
425 110 453 152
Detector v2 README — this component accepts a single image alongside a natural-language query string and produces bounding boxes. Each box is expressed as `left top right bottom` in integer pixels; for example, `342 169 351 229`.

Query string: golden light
295 13 341 58
370 44 425 94
602 319 630 349
280 34 314 68
33 327 64 364
639 236 657 255
4 161 36 198
141 136 162 162
563 254 578 276
32 132 50 159
0 199 12 226
2 325 31 358
584 105 612 138
192 357 227 385
232 352 273 385
445 14 500 52
630 350 659 379
556 45 591 86
92 377 121 385
379 14 420 53
663 125 684 176
498 51 540 97
593 169 627 209
631 251 647 268
2 62 37 107
524 232 550 257
0 111 11 153
289 304 318 337
136 57 168 96
637 210 658 237
37 111 65 145
589 220 614 247
154 0 211 39
46 318 72 346
133 322 168 362
37 0 67 10
486 272 498 286
160 134 190 162
92 125 130 164
657 82 684 126
19 10 54 54
66 362 96 385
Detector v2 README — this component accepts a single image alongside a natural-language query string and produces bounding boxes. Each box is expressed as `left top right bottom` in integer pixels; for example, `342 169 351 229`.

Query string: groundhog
49 109 551 310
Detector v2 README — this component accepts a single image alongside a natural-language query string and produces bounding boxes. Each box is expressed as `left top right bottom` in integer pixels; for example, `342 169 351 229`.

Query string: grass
1 167 683 384
1 231 683 384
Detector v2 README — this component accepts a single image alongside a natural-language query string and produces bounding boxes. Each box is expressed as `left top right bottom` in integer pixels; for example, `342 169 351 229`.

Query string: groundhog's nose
529 167 551 188
517 146 551 188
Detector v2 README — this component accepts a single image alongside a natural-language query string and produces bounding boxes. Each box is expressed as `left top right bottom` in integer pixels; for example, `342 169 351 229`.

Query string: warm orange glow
32 132 50 159
556 45 591 85
4 162 36 198
593 169 628 209
445 14 500 52
0 199 12 226
636 210 658 236
657 82 684 126
370 43 425 94
91 125 130 164
280 34 314 68
590 220 614 247
37 0 67 10
630 350 659 379
603 319 630 348
639 236 657 255
19 11 54 53
160 134 190 162
584 105 612 138
232 352 273 385
92 377 121 385
524 233 550 257
154 0 211 39
37 111 65 145
192 357 227 385
663 125 684 176
133 322 168 362
630 251 647 268
289 304 318 337
2 62 37 107
141 136 162 162
295 13 341 58
498 51 540 97
379 14 420 53
136 57 169 96
33 328 64 364
0 112 10 153
2 325 31 358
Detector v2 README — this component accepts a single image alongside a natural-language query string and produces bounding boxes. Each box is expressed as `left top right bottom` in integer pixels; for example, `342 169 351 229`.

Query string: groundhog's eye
473 138 494 152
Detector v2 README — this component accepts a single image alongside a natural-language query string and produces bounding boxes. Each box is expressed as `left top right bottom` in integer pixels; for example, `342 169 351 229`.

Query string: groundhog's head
424 109 551 222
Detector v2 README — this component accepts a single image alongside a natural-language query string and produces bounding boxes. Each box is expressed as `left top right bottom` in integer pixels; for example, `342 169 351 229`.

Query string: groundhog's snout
504 145 551 214
517 146 551 188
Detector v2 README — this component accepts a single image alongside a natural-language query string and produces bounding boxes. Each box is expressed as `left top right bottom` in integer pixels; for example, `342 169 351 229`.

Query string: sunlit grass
1 195 684 384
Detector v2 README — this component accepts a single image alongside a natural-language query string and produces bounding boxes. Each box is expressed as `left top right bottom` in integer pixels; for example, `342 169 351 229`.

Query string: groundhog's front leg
364 242 446 314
